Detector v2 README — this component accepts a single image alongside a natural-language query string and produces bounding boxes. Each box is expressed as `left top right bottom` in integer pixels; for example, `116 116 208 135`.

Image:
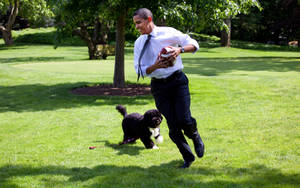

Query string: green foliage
0 0 12 11
156 0 261 32
13 28 55 45
12 27 85 46
158 2 201 32
0 0 53 23
49 0 109 45
189 32 220 42
232 0 299 43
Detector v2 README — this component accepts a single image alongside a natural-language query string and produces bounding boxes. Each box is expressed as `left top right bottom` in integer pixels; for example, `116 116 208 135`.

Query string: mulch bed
71 84 151 96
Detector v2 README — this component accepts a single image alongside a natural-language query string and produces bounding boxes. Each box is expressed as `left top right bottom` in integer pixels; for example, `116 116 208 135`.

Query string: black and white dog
116 105 163 149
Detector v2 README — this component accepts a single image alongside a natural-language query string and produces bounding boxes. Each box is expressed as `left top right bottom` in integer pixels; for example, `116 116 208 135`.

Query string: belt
151 70 182 83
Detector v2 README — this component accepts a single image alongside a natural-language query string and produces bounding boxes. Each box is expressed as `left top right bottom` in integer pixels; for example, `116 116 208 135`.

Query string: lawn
0 41 299 187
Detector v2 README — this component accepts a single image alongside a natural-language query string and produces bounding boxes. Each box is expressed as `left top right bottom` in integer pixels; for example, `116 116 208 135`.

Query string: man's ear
147 16 152 22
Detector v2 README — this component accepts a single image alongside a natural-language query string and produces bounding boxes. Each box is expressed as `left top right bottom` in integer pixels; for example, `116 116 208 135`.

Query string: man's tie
137 34 152 81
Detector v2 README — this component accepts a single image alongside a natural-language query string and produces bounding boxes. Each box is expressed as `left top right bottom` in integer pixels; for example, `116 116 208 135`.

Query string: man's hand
146 53 169 74
159 46 181 67
168 46 181 58
146 46 183 75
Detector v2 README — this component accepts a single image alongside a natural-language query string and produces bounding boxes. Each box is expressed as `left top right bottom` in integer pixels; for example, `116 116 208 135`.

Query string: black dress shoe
180 160 194 169
193 134 205 158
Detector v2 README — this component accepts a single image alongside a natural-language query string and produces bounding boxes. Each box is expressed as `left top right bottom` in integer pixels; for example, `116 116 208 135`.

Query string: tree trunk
221 18 231 47
93 18 108 45
297 31 300 47
73 25 97 60
0 28 14 45
0 0 19 46
73 19 110 59
113 11 126 88
87 42 97 60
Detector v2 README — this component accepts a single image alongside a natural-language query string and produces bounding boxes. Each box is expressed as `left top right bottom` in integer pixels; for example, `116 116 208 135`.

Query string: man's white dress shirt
134 26 199 79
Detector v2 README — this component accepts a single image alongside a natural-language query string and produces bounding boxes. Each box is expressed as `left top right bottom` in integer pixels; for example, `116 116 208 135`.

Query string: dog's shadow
95 140 145 156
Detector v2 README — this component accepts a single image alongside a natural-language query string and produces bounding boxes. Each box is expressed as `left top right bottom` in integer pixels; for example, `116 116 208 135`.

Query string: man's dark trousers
151 70 199 162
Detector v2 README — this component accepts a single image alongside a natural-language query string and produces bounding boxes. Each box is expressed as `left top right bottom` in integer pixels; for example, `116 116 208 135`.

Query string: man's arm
146 44 197 74
171 44 196 57
145 55 169 74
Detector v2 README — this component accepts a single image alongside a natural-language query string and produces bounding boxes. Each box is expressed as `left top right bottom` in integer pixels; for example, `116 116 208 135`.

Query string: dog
116 105 163 149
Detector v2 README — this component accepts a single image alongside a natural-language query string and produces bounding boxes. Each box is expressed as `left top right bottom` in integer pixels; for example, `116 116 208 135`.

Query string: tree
280 0 300 46
110 3 127 88
53 0 112 60
108 0 162 87
53 0 261 88
231 0 299 47
111 0 261 87
198 0 261 47
53 0 159 87
157 0 261 47
0 0 53 46
218 0 261 47
221 18 231 47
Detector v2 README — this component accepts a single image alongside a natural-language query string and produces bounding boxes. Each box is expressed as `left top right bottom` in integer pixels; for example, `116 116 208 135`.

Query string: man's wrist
180 46 185 53
146 63 157 74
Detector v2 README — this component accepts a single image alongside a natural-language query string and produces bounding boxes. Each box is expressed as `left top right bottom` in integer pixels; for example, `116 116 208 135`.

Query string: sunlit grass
0 42 299 187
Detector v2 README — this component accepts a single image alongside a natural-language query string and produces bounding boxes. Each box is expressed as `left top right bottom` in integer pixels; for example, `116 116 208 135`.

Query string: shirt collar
150 25 158 37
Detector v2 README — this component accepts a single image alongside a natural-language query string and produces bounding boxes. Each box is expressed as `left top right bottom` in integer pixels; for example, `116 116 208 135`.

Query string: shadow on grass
0 48 132 63
184 56 300 76
0 44 27 50
0 57 66 63
200 41 300 52
0 163 298 187
0 82 153 113
95 140 145 156
231 41 300 52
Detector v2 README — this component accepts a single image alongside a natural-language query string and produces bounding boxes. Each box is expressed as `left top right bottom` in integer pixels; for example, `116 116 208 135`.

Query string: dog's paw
152 145 159 149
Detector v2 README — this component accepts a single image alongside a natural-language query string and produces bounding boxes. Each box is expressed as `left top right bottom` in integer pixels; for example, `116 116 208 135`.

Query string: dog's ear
158 111 163 120
154 110 163 121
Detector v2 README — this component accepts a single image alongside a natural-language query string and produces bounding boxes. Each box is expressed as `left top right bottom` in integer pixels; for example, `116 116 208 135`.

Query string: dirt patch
71 84 151 96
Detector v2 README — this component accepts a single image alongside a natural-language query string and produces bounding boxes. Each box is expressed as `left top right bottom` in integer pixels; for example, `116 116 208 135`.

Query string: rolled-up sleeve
174 29 199 53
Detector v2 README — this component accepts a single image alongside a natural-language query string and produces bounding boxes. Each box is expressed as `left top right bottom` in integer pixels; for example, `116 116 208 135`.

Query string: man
133 8 204 168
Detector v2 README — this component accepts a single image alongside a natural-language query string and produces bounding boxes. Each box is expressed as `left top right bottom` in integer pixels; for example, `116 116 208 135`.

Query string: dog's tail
116 105 127 117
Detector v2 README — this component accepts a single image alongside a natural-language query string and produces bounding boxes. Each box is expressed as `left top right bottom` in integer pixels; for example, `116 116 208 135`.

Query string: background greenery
0 30 299 187
11 27 300 52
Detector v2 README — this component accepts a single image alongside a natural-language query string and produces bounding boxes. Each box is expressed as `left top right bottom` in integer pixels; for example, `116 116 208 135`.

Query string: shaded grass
1 163 299 188
0 42 299 187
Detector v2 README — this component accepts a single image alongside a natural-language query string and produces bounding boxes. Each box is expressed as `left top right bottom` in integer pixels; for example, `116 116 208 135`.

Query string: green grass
0 39 299 187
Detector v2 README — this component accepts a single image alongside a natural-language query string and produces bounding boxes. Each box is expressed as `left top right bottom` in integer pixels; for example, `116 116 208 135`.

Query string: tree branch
6 0 19 31
0 26 6 32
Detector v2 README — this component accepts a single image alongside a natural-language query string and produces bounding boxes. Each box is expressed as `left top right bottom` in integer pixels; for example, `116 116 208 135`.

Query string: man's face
133 15 150 35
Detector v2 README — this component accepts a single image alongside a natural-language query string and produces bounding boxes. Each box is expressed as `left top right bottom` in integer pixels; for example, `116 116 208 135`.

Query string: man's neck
146 23 155 34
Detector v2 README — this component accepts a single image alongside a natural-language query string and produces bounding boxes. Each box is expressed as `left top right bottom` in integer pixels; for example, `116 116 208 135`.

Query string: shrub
12 27 85 46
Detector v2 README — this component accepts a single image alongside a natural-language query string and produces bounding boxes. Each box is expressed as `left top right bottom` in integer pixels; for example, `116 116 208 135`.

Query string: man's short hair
133 8 153 20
